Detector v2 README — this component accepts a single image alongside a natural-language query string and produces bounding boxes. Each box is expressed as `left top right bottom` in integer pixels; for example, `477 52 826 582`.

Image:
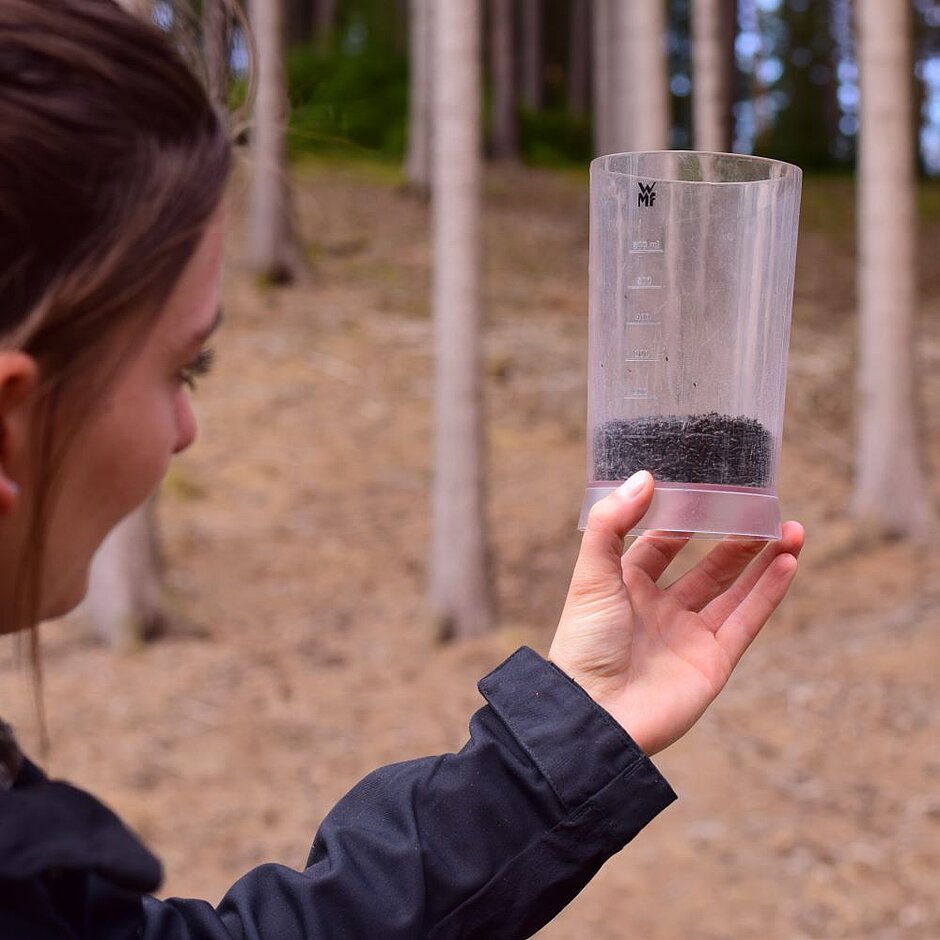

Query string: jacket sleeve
141 647 677 940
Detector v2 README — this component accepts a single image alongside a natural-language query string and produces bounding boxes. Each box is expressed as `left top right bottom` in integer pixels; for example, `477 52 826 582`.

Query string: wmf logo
637 181 657 207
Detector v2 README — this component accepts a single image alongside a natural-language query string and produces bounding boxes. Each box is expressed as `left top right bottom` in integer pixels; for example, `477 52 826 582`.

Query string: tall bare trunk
405 0 434 193
519 0 543 111
613 0 670 152
567 0 590 119
430 0 493 638
692 0 733 152
724 0 738 145
393 0 409 54
853 0 934 537
202 0 230 106
249 0 304 284
283 0 310 48
489 0 518 160
312 0 338 50
592 0 614 155
84 500 169 650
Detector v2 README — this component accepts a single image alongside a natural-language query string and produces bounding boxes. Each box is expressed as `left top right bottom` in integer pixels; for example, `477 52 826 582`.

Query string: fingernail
617 470 649 498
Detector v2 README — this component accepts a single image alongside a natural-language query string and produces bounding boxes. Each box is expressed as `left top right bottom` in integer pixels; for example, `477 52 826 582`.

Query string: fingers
701 522 805 630
715 552 799 668
622 530 692 582
664 535 767 611
574 472 655 590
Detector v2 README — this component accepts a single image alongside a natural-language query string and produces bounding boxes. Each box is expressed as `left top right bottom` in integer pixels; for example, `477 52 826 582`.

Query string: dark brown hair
0 0 236 732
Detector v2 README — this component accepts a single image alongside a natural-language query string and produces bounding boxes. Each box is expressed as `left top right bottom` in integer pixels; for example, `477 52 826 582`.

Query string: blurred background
3 1 940 937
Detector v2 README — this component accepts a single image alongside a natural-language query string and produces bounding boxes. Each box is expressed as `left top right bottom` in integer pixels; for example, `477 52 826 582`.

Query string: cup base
579 481 782 540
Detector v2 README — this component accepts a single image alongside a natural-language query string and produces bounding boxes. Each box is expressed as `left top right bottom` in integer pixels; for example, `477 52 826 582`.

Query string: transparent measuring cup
580 151 802 539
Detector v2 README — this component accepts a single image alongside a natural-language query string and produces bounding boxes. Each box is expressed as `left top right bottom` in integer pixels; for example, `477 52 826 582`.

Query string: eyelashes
180 345 216 391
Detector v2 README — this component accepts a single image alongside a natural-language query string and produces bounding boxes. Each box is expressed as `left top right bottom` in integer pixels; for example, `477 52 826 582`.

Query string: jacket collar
0 728 162 892
0 719 22 791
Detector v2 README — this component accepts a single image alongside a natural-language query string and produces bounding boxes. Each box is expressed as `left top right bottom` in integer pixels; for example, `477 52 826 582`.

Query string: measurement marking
625 355 661 362
630 240 664 253
623 393 658 401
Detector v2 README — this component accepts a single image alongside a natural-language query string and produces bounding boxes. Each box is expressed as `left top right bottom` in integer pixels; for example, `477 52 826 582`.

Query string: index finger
715 552 799 667
701 521 805 630
622 530 692 582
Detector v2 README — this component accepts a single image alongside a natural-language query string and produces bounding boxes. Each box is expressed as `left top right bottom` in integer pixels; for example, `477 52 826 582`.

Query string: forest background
2 1 940 937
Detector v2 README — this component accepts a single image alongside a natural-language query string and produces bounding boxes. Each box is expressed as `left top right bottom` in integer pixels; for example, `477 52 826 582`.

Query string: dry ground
3 158 940 939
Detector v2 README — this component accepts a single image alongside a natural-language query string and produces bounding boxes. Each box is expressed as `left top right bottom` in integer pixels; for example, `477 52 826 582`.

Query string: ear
0 351 40 516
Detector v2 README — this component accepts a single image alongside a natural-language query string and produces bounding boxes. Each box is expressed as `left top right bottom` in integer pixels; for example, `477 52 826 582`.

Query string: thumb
575 471 655 581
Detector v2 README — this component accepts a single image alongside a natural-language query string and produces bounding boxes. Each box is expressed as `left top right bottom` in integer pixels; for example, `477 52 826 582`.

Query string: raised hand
549 471 804 756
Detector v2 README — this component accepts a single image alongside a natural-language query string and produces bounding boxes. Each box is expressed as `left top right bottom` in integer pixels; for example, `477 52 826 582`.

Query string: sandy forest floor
3 159 940 939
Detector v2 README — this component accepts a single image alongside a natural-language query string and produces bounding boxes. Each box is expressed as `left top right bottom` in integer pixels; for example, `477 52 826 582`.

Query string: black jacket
0 647 676 939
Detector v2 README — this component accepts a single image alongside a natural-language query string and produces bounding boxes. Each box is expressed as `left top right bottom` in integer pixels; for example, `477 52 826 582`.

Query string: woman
0 2 804 938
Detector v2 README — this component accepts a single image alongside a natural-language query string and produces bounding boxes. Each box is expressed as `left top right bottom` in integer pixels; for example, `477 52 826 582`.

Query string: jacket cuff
478 646 676 814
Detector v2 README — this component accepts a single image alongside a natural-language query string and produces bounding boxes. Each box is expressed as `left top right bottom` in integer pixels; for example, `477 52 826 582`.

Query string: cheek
96 390 186 514
174 389 197 454
40 379 194 615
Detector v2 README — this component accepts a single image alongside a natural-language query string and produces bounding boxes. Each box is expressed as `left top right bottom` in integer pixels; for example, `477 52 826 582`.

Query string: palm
551 517 803 756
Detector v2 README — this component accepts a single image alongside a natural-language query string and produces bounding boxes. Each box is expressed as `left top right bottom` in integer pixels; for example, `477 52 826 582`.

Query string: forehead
158 211 225 341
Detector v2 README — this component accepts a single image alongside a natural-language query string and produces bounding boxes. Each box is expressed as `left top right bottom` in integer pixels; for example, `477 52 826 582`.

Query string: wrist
547 655 658 757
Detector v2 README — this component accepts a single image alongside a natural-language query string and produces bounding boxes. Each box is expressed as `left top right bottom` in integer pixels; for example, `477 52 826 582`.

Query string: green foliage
798 174 855 238
285 42 408 161
518 107 592 167
753 0 839 170
917 178 940 222
285 37 592 169
282 0 590 170
227 75 248 127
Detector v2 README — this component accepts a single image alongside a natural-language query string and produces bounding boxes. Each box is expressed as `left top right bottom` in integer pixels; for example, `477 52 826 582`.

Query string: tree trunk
249 0 305 284
489 0 518 160
692 0 733 152
519 0 543 111
760 0 835 167
282 0 311 48
566 0 590 119
202 0 230 106
405 0 434 193
84 499 169 650
393 0 409 54
312 0 338 50
853 0 934 538
724 0 741 148
613 0 670 152
430 0 494 639
592 0 614 155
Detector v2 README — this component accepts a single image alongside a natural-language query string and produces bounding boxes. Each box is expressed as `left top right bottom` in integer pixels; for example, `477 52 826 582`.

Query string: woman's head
0 0 233 632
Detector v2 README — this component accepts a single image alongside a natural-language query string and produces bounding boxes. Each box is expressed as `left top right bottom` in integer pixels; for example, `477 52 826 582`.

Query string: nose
173 391 198 455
